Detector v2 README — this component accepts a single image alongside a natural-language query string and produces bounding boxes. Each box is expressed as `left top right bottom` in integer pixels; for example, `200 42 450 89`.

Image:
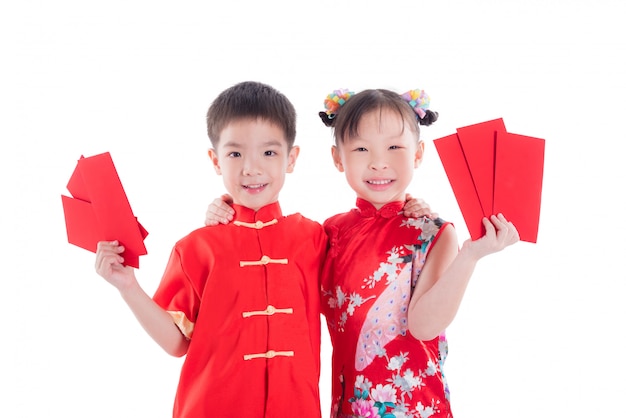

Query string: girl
318 88 518 418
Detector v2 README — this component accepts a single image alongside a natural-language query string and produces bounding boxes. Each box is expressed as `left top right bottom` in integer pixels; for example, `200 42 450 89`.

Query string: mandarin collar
232 201 283 223
356 198 403 219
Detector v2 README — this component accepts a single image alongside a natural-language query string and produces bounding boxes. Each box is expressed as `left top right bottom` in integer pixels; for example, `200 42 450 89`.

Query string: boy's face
208 118 299 212
332 109 424 210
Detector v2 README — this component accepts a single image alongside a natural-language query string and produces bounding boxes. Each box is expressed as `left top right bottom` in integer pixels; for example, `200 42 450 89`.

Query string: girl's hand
95 240 136 291
463 213 520 260
403 193 438 219
205 194 235 226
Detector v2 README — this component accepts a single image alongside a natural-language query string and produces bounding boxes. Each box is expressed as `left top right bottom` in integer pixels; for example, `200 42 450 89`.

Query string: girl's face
208 118 299 211
332 108 424 209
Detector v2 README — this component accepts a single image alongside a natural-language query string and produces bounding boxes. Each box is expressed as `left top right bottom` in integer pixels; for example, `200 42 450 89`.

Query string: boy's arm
407 214 519 340
95 241 189 357
402 193 438 219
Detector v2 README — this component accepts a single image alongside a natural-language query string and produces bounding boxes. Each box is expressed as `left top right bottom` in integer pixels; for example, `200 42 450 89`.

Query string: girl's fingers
482 216 496 237
490 214 520 246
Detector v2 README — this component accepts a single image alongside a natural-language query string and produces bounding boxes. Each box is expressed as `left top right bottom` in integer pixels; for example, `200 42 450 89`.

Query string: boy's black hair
206 81 297 148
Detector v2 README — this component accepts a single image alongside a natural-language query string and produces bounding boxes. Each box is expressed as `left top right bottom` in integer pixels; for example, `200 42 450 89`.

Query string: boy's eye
227 152 241 158
264 150 277 156
389 145 402 150
354 147 368 152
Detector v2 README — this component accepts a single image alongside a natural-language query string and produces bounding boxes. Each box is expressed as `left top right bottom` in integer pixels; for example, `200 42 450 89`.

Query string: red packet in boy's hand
61 152 148 268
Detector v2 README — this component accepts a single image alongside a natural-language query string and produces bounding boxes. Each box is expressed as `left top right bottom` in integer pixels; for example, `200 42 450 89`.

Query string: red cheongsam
321 199 453 418
153 202 326 418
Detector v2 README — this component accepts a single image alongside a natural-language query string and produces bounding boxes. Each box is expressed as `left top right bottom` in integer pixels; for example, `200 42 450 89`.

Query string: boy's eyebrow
262 139 285 147
221 139 285 148
220 140 242 148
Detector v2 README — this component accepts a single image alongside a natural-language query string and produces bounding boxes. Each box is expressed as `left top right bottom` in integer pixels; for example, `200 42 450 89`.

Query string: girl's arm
95 241 190 357
205 194 235 225
408 214 519 340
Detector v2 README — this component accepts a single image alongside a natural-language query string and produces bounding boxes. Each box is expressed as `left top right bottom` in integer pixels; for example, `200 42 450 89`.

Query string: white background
2 1 625 416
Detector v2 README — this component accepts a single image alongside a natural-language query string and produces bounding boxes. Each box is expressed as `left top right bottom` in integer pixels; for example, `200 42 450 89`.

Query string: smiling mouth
367 179 393 185
243 183 267 190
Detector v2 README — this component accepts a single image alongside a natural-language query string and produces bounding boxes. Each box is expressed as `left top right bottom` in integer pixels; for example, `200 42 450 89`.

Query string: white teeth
367 180 392 185
244 184 265 189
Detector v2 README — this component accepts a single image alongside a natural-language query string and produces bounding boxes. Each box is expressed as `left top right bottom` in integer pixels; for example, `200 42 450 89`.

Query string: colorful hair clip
322 89 354 117
401 89 431 119
319 88 354 127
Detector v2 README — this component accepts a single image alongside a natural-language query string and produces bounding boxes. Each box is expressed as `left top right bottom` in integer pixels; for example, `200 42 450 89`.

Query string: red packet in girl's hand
456 118 507 215
434 119 544 243
432 133 486 241
492 131 545 243
61 152 148 268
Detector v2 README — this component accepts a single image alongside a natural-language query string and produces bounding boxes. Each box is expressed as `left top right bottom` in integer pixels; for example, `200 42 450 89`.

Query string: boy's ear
208 149 222 175
331 145 344 172
413 141 425 168
286 145 300 173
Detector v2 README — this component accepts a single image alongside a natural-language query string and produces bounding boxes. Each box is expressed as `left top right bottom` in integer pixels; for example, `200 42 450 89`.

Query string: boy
95 81 326 417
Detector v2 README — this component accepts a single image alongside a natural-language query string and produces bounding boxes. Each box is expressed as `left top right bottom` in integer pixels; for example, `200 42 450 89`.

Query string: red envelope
61 152 148 268
434 119 544 243
433 133 486 240
456 118 506 215
493 131 545 243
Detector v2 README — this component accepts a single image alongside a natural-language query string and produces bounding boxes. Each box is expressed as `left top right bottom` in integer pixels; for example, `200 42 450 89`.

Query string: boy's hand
95 240 136 291
403 193 438 219
463 214 520 260
205 194 235 226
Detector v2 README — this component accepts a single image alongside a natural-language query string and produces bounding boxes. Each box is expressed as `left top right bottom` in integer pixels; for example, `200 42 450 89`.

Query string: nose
242 156 262 176
368 152 388 171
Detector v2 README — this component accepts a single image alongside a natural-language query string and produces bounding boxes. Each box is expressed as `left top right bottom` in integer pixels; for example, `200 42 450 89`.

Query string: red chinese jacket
153 202 327 417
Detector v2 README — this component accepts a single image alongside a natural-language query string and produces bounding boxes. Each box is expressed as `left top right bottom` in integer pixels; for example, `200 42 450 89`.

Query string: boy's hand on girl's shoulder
462 213 520 260
403 193 438 219
95 240 136 291
205 194 235 226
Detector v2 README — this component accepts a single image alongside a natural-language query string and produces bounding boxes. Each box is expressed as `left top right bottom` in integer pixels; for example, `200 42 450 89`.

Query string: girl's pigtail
401 89 438 126
319 89 354 127
418 109 439 126
319 111 335 127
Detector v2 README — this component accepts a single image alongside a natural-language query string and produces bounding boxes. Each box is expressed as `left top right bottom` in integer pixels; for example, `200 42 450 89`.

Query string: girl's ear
286 145 300 173
331 145 344 172
413 141 425 168
208 149 221 175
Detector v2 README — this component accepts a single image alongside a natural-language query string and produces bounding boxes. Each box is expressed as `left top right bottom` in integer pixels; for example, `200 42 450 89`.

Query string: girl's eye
389 145 401 150
227 152 241 158
354 147 367 152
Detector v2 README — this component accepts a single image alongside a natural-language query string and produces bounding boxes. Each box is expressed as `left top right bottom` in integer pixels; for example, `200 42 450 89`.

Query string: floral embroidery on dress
348 356 443 418
325 216 451 418
323 217 443 335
